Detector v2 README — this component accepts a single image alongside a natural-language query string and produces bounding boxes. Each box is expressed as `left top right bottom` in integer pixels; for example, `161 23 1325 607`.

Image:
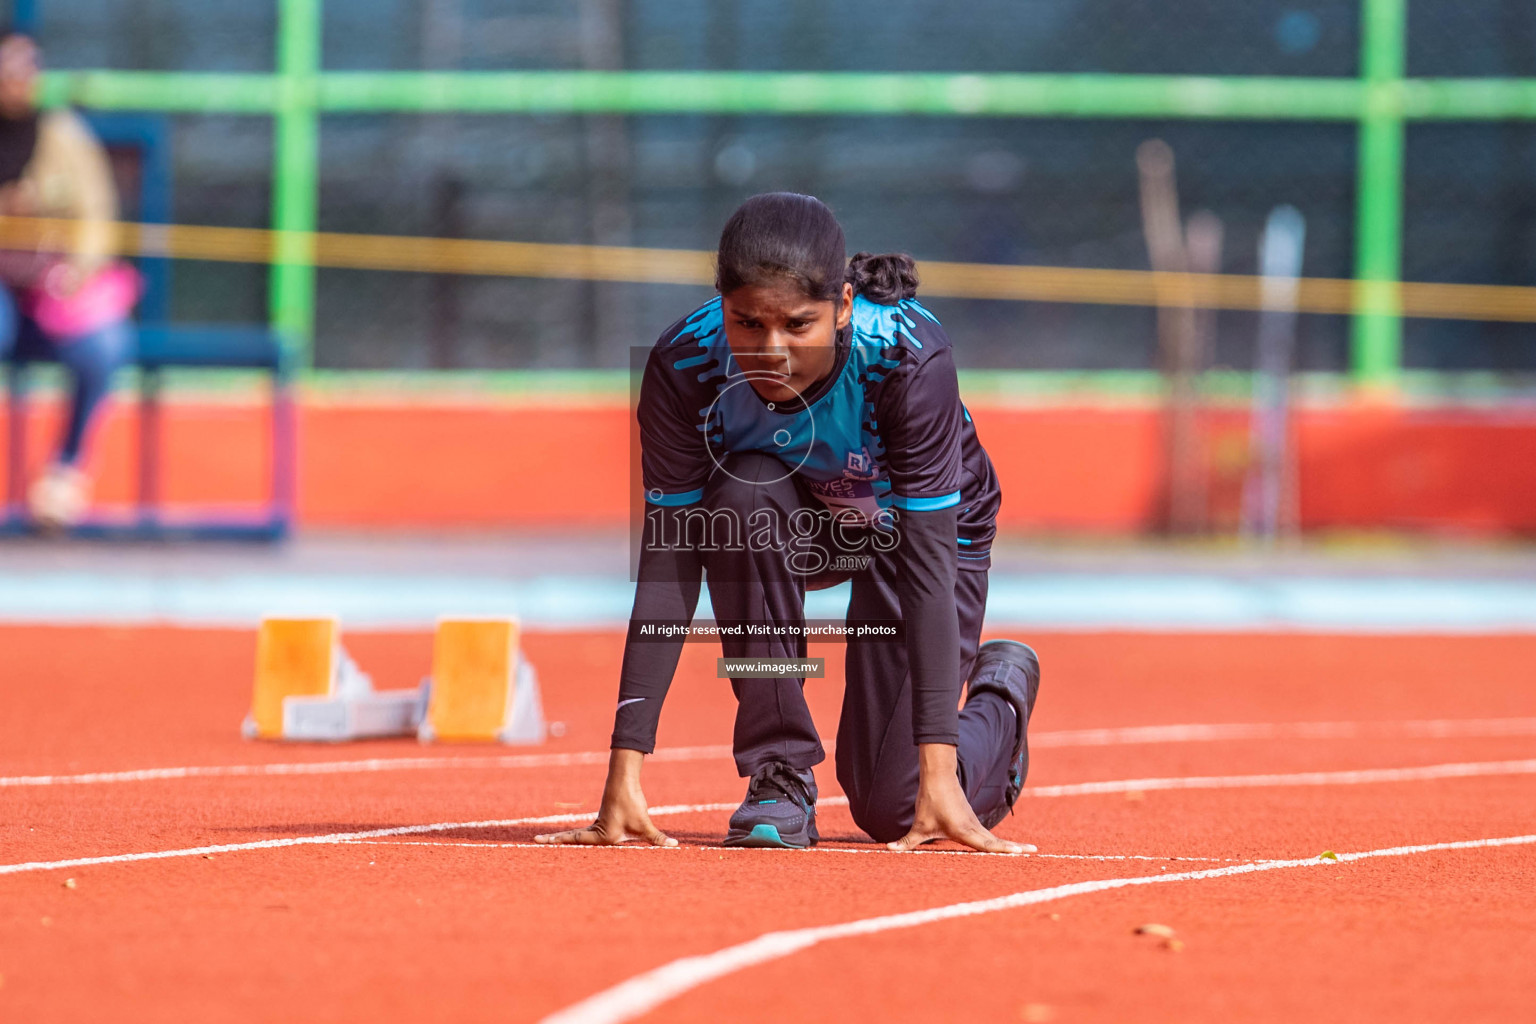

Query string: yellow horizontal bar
3 215 1535 323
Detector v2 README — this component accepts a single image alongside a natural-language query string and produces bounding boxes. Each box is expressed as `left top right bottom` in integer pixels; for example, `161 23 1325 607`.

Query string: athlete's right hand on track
534 747 678 847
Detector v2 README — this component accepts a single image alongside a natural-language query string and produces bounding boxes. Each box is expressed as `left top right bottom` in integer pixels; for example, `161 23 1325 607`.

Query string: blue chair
1 114 295 541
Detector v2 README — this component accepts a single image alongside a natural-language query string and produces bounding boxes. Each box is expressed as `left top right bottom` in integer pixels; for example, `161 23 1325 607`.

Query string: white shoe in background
27 463 92 529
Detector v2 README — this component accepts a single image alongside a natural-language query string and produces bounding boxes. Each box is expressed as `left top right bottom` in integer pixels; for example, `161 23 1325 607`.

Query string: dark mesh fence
11 0 1536 372
316 0 1363 77
313 110 1358 372
166 116 273 327
1408 1 1536 77
33 0 276 72
1403 123 1536 371
636 0 1362 77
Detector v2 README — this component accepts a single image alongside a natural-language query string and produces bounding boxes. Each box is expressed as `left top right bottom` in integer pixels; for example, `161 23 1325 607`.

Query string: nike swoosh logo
616 697 646 709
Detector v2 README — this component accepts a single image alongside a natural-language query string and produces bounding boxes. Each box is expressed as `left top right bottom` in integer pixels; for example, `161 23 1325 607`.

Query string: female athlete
537 192 1041 853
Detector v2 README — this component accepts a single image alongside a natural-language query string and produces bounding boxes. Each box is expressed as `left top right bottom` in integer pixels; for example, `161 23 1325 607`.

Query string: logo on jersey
844 447 878 481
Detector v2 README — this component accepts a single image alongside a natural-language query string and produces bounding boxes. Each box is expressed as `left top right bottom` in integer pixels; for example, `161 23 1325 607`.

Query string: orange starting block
242 617 427 741
418 617 545 744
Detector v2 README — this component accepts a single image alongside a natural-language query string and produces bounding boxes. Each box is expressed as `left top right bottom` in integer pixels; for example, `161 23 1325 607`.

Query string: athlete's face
722 279 854 404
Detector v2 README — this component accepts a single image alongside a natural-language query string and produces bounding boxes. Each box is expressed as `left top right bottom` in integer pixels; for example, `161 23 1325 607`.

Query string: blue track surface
2 569 1535 632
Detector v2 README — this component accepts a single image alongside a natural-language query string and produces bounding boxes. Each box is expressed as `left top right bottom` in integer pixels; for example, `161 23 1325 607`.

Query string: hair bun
846 251 918 305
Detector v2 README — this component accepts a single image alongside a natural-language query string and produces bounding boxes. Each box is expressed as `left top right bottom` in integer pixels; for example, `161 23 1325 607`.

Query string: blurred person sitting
0 28 137 529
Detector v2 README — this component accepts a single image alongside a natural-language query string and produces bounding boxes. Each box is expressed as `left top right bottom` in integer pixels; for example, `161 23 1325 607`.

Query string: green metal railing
31 0 1536 387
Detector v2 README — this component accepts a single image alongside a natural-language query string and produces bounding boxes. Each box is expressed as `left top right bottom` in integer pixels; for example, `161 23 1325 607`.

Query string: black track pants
700 452 1017 842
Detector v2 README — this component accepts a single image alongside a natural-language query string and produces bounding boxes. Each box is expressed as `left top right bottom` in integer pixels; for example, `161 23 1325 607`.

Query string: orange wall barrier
5 394 1536 535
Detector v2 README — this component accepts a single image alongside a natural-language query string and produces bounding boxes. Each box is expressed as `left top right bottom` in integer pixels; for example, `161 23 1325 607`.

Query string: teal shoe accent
747 824 794 848
723 819 816 849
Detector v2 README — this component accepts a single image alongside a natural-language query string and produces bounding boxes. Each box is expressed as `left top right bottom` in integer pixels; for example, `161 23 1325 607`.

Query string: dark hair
715 192 918 307
846 250 919 305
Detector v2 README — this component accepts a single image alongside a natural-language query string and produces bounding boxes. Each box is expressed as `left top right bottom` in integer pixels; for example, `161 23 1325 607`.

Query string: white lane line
536 833 1536 1024
1032 717 1536 748
6 757 1535 878
341 839 1251 863
1024 758 1536 797
5 717 1533 789
0 799 748 877
340 840 683 853
0 744 734 788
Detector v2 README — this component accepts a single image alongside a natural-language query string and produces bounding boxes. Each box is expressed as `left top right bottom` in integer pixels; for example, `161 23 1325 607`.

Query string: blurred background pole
1351 0 1407 394
423 0 465 370
11 0 38 35
1137 139 1208 536
270 0 321 367
579 0 634 368
1183 210 1222 532
1244 206 1306 543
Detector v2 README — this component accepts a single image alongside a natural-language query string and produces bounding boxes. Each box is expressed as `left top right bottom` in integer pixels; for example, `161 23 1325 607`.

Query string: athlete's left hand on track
888 743 1035 855
533 747 679 847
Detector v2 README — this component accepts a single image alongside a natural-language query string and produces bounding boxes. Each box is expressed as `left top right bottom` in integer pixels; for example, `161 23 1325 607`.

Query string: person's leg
698 450 826 777
701 451 846 848
952 570 1022 825
835 553 1016 843
50 319 133 467
0 286 19 506
0 284 17 362
963 636 1042 828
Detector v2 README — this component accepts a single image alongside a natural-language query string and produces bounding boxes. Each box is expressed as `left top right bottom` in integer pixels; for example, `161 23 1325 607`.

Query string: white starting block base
243 645 429 742
279 685 430 742
501 655 546 745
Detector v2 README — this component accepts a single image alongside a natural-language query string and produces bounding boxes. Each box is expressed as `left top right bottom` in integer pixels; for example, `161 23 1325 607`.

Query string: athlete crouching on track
536 193 1041 854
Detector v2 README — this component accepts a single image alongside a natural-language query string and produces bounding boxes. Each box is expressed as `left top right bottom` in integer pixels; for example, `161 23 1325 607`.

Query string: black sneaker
723 762 819 848
964 640 1041 828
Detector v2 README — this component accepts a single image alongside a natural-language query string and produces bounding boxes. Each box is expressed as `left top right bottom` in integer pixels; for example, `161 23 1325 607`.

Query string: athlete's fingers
535 825 607 845
959 826 1030 855
533 828 586 844
977 835 1028 855
644 826 678 848
957 825 1006 854
886 829 933 852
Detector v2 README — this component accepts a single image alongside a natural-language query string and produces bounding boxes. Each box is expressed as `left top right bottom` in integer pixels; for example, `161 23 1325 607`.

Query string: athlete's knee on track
852 800 911 845
842 784 913 845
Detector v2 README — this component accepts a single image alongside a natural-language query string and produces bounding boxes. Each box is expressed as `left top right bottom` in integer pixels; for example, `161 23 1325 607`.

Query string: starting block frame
419 617 545 744
243 615 544 745
243 616 427 742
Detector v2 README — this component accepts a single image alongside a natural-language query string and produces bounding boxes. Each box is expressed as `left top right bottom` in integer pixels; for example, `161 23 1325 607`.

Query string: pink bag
25 261 141 339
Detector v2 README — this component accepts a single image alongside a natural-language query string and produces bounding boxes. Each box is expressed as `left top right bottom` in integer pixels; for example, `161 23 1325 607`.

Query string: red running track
1 627 1534 1023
